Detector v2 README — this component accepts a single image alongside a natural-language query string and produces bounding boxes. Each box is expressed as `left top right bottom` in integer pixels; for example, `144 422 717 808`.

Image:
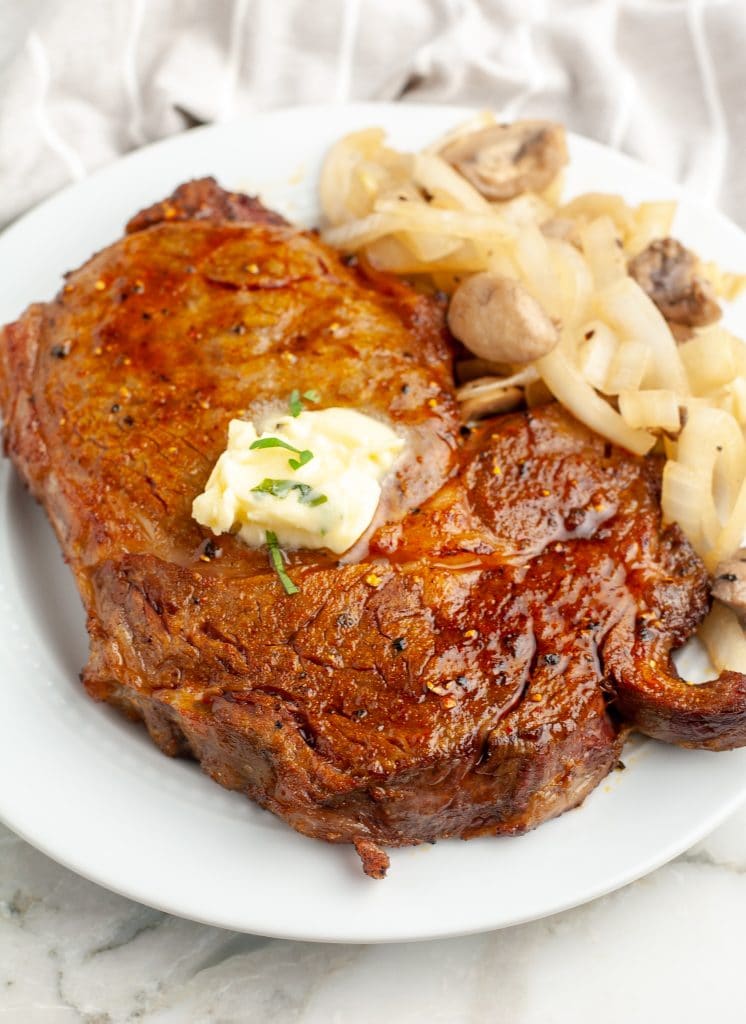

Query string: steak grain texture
2 178 746 876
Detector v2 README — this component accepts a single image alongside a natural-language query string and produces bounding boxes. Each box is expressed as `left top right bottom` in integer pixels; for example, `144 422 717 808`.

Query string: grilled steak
2 178 746 879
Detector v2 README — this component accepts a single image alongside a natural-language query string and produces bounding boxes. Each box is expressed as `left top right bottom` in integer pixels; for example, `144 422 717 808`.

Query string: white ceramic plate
2 103 746 944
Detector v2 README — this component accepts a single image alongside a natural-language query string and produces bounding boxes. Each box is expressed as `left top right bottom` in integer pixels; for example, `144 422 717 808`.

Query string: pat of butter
192 408 405 554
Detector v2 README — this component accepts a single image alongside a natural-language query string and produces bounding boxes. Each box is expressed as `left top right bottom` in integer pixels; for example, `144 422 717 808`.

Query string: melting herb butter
192 409 404 554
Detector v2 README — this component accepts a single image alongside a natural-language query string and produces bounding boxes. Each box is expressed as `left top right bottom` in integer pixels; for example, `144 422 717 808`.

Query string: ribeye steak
2 178 746 878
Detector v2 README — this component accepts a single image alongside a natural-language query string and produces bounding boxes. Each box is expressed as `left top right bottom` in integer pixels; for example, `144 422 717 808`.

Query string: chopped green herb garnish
252 478 294 498
250 437 303 454
266 530 299 595
288 389 303 417
251 478 328 506
249 436 314 470
288 388 321 417
289 450 313 471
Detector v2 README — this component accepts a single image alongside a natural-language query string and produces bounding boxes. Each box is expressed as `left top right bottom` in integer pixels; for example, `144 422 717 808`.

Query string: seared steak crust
2 179 746 874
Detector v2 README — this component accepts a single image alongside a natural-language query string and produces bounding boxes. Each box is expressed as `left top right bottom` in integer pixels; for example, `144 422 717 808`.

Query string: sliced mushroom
457 378 525 421
628 238 721 328
447 273 559 365
541 216 581 248
669 322 695 344
711 552 746 619
456 357 517 384
439 120 568 202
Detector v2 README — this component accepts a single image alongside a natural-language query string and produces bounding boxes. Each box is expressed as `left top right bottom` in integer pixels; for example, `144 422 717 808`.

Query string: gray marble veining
2 801 746 1023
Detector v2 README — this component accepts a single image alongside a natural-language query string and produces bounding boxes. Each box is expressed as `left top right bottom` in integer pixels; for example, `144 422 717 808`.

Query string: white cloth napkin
1 0 744 229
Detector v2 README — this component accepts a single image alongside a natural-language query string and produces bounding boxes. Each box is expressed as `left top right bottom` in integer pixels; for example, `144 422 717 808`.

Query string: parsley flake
288 389 303 418
288 388 322 418
251 478 328 507
249 436 314 470
289 450 313 471
266 530 299 595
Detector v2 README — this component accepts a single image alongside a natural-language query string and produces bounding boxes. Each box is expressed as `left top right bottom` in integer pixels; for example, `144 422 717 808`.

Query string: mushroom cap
447 273 559 366
439 120 568 201
628 237 721 328
712 553 746 619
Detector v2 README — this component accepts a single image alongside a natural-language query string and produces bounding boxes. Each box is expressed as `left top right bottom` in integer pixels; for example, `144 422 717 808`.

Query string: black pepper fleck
392 637 407 652
51 344 70 359
110 403 120 413
719 573 738 582
543 653 560 666
203 539 219 560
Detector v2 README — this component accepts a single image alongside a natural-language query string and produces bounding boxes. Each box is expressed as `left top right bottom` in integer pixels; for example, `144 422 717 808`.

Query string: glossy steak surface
2 179 745 878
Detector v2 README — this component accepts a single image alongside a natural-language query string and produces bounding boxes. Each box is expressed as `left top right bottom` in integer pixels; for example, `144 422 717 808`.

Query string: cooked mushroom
456 357 519 384
439 120 568 201
711 553 746 619
457 378 525 421
541 216 581 248
628 238 721 328
447 273 559 365
669 322 695 344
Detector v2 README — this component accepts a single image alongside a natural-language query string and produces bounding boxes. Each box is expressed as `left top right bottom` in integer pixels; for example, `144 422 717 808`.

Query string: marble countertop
2 803 746 1024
